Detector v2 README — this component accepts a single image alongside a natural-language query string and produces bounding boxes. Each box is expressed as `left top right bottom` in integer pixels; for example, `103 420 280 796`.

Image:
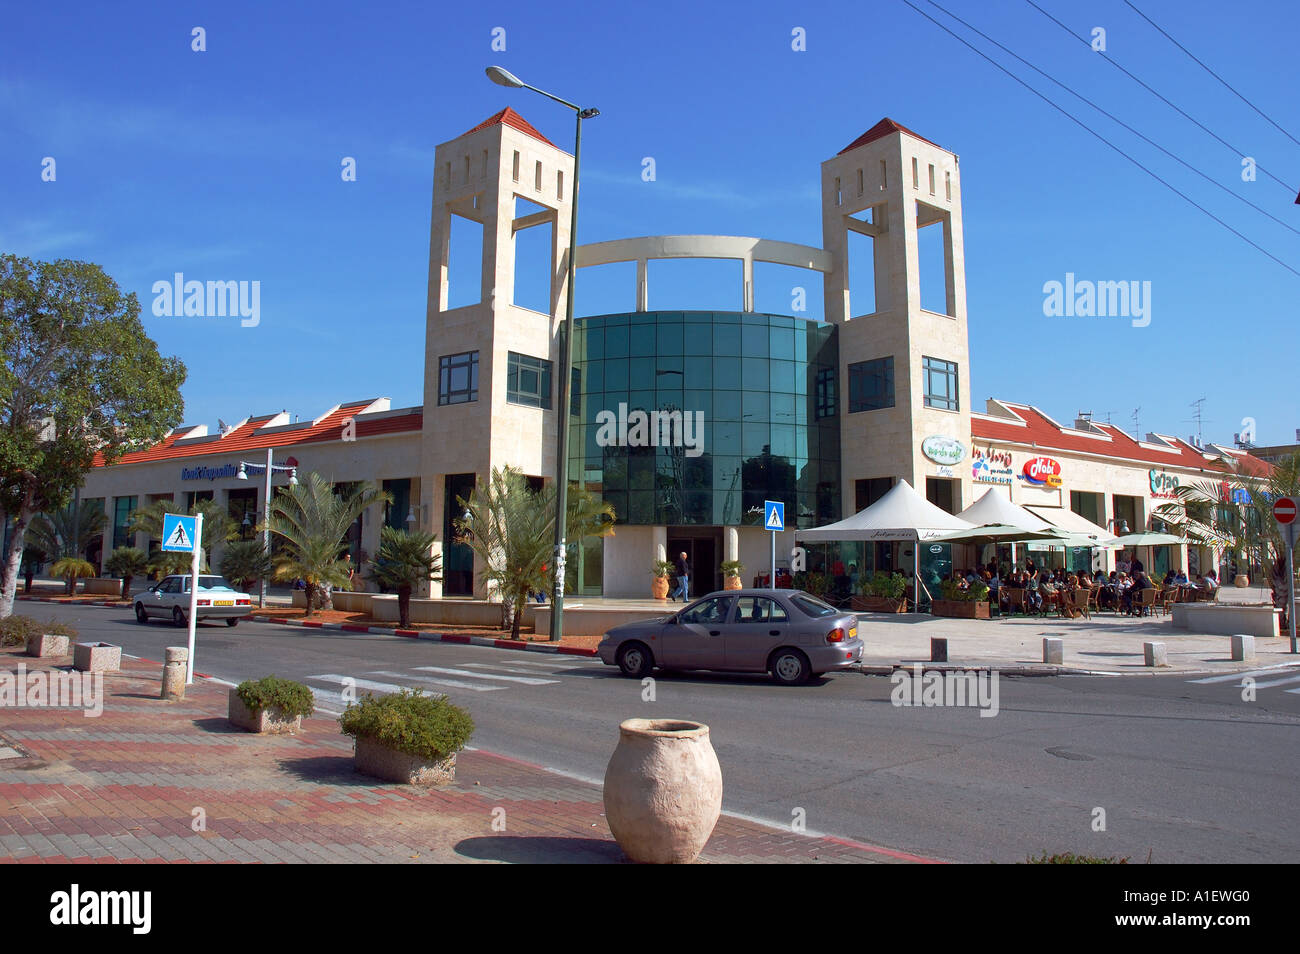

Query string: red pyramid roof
460 107 557 148
839 117 940 154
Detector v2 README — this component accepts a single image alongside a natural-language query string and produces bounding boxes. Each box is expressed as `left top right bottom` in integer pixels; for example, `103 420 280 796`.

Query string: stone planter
353 736 457 786
651 576 670 600
26 633 71 657
723 575 742 591
851 595 906 613
603 718 723 864
73 642 121 673
227 689 303 735
931 600 990 620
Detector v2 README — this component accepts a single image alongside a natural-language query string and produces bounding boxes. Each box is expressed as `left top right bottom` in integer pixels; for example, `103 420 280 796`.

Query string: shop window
922 356 958 411
855 477 892 512
438 351 479 405
848 357 894 412
507 352 553 409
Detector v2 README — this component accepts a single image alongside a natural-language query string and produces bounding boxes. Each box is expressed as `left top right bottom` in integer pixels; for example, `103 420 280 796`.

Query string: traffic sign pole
763 500 785 589
186 512 203 684
1273 497 1297 654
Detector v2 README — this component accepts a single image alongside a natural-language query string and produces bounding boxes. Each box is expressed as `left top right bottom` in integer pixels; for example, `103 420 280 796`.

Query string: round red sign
1275 497 1298 525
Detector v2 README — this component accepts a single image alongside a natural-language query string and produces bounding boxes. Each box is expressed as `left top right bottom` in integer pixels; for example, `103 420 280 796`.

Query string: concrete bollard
161 646 188 700
930 637 948 663
1230 634 1256 662
1143 641 1168 667
1043 637 1064 665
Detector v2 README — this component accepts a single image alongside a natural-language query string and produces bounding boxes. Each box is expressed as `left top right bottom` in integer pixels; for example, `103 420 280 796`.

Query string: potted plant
720 560 744 591
651 559 675 600
931 579 992 619
851 571 909 612
104 547 149 600
10 618 78 656
229 676 315 734
340 689 474 786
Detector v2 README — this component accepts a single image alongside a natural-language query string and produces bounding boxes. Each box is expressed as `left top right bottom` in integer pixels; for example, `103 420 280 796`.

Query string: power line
896 0 1300 278
1023 0 1297 196
925 0 1300 238
1123 0 1300 150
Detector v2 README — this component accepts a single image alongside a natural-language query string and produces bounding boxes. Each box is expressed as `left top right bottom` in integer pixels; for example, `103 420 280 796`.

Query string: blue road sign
161 514 197 552
764 500 785 532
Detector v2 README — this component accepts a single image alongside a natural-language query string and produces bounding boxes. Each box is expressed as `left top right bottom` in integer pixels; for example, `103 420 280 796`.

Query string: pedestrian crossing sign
161 514 197 552
764 500 785 532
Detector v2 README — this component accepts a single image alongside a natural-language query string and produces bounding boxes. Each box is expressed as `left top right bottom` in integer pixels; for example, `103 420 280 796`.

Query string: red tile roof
94 404 422 468
970 402 1271 475
460 107 557 148
839 117 941 155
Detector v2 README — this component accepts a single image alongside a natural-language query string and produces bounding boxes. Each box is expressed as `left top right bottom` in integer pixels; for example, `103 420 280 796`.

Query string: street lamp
236 448 298 607
487 65 598 642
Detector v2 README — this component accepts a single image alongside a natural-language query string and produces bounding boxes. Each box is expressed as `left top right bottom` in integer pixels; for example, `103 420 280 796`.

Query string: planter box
931 600 990 620
227 689 303 735
73 642 121 672
851 595 906 613
353 735 457 786
83 578 125 596
26 633 71 657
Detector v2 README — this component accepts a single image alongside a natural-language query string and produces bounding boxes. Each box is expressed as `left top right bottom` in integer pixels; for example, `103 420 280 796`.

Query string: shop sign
181 463 239 482
922 435 966 466
972 445 1014 485
1149 469 1180 499
1021 456 1062 488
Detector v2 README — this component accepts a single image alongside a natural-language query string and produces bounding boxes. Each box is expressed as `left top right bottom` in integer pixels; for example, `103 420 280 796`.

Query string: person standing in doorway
671 551 690 602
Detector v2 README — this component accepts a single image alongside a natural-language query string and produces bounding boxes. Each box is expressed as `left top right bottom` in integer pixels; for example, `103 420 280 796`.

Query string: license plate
213 601 233 606
849 626 858 640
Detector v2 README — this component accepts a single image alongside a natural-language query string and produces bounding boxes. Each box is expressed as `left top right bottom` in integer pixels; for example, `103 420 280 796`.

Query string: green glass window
849 356 894 412
438 351 479 405
506 352 552 409
112 496 137 551
922 356 959 411
815 367 837 418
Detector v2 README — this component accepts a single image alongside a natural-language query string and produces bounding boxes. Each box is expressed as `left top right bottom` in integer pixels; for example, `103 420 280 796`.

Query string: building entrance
667 529 722 600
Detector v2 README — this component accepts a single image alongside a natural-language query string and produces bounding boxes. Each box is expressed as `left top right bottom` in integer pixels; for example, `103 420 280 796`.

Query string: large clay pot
603 719 722 864
723 575 742 591
1234 574 1250 588
651 576 670 600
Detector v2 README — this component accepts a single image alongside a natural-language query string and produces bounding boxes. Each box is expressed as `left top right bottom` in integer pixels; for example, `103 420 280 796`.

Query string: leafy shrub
340 689 474 761
1025 851 1129 864
0 616 78 647
864 571 907 599
652 560 675 578
940 579 991 602
792 571 830 597
235 675 316 718
720 560 744 578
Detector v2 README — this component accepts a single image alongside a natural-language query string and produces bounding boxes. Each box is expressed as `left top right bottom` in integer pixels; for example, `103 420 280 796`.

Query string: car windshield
789 592 838 618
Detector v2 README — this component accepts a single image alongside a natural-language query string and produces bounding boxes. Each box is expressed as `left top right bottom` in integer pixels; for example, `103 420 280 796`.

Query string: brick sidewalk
0 649 931 864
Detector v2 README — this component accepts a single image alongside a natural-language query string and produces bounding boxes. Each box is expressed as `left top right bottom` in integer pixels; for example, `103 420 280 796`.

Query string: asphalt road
14 602 1300 864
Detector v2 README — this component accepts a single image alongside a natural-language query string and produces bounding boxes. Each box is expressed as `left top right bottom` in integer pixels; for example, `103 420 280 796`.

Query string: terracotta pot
1234 574 1250 588
603 719 722 864
723 575 742 591
651 576 670 600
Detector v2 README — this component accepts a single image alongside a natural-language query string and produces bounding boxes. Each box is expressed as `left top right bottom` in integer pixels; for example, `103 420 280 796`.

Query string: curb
858 663 1068 677
247 614 600 657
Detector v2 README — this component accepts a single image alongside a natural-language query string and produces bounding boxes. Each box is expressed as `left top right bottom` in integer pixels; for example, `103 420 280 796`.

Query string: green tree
49 557 96 594
265 472 389 617
0 255 185 617
368 526 442 628
27 499 107 561
103 547 148 599
219 540 274 598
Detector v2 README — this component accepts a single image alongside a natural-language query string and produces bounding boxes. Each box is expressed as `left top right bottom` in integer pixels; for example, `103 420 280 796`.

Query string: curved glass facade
571 311 840 529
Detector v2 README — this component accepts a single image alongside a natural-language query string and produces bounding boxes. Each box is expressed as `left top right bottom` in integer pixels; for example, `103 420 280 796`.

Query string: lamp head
486 65 524 88
288 468 298 486
236 463 248 480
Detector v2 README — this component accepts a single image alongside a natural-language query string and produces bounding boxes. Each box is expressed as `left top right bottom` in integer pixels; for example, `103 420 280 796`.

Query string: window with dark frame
815 368 837 419
848 357 894 412
506 351 553 409
438 351 479 406
922 356 958 411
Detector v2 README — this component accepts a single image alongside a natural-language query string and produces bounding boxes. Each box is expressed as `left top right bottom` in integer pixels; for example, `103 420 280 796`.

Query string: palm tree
368 526 442 628
266 473 390 617
28 501 108 572
219 540 273 596
129 499 236 574
49 557 97 594
103 547 148 599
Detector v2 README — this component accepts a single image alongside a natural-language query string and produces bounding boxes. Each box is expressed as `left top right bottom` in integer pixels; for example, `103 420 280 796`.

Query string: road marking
459 662 568 675
470 655 600 669
364 670 508 693
412 665 558 685
1189 665 1300 684
1249 673 1300 689
307 674 420 696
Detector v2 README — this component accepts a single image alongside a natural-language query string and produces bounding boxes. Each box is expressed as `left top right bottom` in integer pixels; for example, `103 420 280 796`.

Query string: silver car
597 588 864 686
134 574 252 627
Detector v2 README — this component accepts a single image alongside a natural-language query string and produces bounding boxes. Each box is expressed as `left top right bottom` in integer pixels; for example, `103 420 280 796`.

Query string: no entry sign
1275 496 1298 526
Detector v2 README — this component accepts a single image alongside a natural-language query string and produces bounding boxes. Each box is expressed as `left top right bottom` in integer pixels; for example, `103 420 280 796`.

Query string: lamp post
486 65 598 642
236 448 297 607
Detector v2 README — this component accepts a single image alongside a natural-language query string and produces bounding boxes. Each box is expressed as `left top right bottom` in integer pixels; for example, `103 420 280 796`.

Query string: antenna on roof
1131 407 1141 440
1186 397 1208 447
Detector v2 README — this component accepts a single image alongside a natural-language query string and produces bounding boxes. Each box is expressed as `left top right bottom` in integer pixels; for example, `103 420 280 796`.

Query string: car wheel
616 642 654 678
225 618 238 627
770 649 811 686
172 607 187 628
134 603 149 624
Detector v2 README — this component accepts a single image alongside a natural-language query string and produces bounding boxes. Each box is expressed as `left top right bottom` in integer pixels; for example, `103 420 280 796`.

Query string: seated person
1203 570 1219 592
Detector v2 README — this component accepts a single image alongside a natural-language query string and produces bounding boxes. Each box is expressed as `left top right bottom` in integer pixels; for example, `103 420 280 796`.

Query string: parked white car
134 575 252 627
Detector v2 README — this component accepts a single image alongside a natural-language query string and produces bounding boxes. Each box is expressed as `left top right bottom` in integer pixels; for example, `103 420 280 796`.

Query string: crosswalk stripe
365 670 507 693
307 674 422 696
411 665 558 685
1249 673 1300 689
459 662 566 675
1286 688 1300 695
472 656 600 669
1189 667 1300 684
309 687 348 712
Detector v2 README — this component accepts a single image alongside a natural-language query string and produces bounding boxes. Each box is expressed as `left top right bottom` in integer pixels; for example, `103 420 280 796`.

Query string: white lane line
364 670 507 693
411 665 558 686
307 674 422 696
1189 665 1300 684
1250 673 1300 689
468 655 600 669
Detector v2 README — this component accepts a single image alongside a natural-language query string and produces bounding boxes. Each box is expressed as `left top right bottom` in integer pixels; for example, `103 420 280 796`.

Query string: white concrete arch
574 234 833 313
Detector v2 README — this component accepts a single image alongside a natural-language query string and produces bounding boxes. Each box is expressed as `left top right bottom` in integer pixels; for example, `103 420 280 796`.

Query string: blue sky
3 0 1298 446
